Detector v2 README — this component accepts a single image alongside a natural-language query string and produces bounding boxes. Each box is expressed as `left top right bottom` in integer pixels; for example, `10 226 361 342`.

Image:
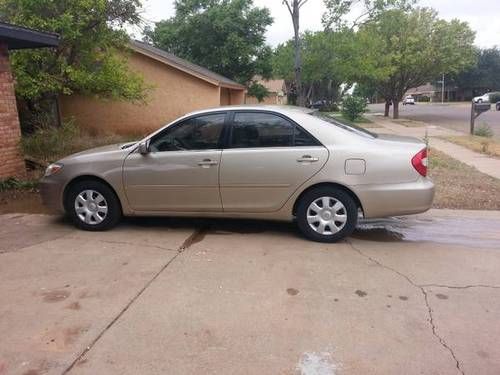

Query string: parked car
403 96 415 105
497 102 500 111
40 106 434 243
473 92 497 103
310 99 328 110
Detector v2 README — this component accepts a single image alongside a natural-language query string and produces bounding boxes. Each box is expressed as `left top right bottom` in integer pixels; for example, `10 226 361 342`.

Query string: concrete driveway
1 211 500 375
368 103 500 136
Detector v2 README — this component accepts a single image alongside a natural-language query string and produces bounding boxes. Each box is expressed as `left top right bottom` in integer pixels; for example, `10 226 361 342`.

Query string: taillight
412 148 428 177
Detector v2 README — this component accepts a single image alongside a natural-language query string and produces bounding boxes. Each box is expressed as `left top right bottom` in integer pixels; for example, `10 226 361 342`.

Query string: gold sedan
40 106 434 242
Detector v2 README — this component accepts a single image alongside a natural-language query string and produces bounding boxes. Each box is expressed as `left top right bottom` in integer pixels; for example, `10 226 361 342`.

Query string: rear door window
230 112 319 148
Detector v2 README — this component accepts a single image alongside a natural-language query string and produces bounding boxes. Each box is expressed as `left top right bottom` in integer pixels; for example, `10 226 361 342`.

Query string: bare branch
282 0 293 17
298 0 310 8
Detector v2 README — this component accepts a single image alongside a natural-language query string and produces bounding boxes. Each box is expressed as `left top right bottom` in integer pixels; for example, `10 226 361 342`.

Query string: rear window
312 112 377 139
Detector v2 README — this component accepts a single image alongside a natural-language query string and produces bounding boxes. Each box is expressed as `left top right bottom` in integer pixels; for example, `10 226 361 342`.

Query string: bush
474 124 494 138
341 96 367 121
319 103 340 112
21 121 137 164
0 177 37 192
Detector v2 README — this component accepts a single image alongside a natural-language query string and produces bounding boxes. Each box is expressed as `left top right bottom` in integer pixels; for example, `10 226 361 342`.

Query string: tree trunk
393 100 400 119
384 101 390 117
292 1 304 107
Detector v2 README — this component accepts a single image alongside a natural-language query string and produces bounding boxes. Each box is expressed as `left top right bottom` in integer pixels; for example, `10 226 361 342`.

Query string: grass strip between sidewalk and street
442 135 500 158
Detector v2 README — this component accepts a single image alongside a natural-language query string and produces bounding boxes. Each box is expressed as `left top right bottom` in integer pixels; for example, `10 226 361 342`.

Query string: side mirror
138 141 150 155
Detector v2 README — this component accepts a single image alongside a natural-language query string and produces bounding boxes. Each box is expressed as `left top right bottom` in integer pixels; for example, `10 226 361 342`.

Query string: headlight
44 163 63 177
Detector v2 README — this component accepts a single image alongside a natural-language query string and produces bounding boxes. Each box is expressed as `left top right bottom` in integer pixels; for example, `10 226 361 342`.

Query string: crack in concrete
421 283 500 290
347 240 465 375
87 239 177 252
62 226 208 374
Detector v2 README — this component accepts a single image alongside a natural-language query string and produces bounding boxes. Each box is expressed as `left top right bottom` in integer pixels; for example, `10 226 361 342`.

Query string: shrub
21 121 137 164
474 124 494 138
319 103 340 112
247 82 269 103
0 177 37 192
341 96 367 121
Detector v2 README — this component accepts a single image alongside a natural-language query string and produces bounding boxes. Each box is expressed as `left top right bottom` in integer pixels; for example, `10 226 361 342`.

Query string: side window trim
225 110 323 149
148 111 229 152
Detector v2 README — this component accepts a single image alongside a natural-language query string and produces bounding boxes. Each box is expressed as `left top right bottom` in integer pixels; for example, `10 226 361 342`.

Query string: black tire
296 187 358 243
65 180 122 231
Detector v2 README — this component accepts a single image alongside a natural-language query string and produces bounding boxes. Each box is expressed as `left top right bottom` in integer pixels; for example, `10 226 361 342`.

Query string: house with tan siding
245 77 287 105
60 40 246 135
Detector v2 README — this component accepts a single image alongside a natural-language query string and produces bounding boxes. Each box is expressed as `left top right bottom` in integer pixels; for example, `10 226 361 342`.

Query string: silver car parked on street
40 106 434 242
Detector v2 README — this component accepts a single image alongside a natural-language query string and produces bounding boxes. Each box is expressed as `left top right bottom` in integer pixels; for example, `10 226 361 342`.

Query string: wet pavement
1 209 500 375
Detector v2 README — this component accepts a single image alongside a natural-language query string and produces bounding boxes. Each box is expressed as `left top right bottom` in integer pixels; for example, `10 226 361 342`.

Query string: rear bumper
39 177 65 213
353 178 435 218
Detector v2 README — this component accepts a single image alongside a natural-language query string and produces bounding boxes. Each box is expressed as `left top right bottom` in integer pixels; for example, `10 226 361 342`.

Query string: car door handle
198 159 218 167
297 155 319 163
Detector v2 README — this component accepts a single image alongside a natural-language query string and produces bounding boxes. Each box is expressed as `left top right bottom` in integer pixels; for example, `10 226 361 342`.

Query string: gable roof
0 21 59 50
131 40 245 90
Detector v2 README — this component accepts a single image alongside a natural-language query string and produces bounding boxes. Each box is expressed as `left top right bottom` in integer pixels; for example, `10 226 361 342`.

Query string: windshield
311 112 377 138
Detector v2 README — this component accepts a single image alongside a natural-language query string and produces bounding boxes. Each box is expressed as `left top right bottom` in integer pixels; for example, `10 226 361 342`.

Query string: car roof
185 105 316 117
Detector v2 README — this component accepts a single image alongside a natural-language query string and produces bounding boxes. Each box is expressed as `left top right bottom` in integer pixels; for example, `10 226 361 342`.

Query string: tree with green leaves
145 0 273 85
355 7 476 118
451 48 500 100
0 0 147 127
322 0 415 30
273 30 357 105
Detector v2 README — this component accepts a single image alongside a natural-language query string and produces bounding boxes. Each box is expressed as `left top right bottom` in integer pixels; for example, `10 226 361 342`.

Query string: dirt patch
0 189 53 214
429 149 500 210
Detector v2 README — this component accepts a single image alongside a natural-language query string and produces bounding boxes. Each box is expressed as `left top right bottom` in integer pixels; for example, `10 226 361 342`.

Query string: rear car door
219 111 329 212
123 112 226 212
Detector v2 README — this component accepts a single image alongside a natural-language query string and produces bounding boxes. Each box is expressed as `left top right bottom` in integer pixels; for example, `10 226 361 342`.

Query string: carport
0 21 59 179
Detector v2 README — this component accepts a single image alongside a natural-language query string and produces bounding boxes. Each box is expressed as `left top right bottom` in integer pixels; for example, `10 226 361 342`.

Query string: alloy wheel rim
74 189 108 225
306 196 347 235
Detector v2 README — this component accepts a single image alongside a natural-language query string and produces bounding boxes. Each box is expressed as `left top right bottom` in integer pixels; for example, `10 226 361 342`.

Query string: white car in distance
403 96 415 105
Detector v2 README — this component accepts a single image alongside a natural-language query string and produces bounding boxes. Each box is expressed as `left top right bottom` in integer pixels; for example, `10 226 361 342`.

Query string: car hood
60 142 137 162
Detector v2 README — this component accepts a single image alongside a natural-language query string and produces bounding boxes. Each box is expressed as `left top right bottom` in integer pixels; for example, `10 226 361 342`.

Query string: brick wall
0 42 25 179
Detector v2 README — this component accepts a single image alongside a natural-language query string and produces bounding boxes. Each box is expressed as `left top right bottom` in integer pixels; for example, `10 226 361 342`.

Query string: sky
138 0 500 49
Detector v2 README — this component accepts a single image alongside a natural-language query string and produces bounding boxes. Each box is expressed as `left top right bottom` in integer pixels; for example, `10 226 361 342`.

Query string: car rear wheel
65 180 121 231
296 187 358 243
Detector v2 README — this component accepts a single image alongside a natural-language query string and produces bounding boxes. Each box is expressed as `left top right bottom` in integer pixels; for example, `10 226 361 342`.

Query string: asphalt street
368 102 500 136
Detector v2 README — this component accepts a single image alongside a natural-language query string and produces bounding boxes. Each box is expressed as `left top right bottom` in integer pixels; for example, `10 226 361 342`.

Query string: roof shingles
131 40 245 90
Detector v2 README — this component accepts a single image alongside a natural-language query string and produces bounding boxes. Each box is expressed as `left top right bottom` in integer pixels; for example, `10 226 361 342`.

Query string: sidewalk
369 115 500 180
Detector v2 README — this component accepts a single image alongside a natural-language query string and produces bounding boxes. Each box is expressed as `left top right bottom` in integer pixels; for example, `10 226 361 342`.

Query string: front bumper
353 178 435 219
39 177 65 213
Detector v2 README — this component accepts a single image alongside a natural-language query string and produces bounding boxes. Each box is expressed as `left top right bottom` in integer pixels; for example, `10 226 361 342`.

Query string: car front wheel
65 180 122 231
296 187 358 243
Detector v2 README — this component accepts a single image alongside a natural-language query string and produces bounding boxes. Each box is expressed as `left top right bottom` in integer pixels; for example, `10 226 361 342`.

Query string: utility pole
441 73 445 104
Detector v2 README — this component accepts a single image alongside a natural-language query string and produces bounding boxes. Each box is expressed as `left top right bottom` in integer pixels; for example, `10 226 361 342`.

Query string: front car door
219 111 329 212
123 112 227 212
